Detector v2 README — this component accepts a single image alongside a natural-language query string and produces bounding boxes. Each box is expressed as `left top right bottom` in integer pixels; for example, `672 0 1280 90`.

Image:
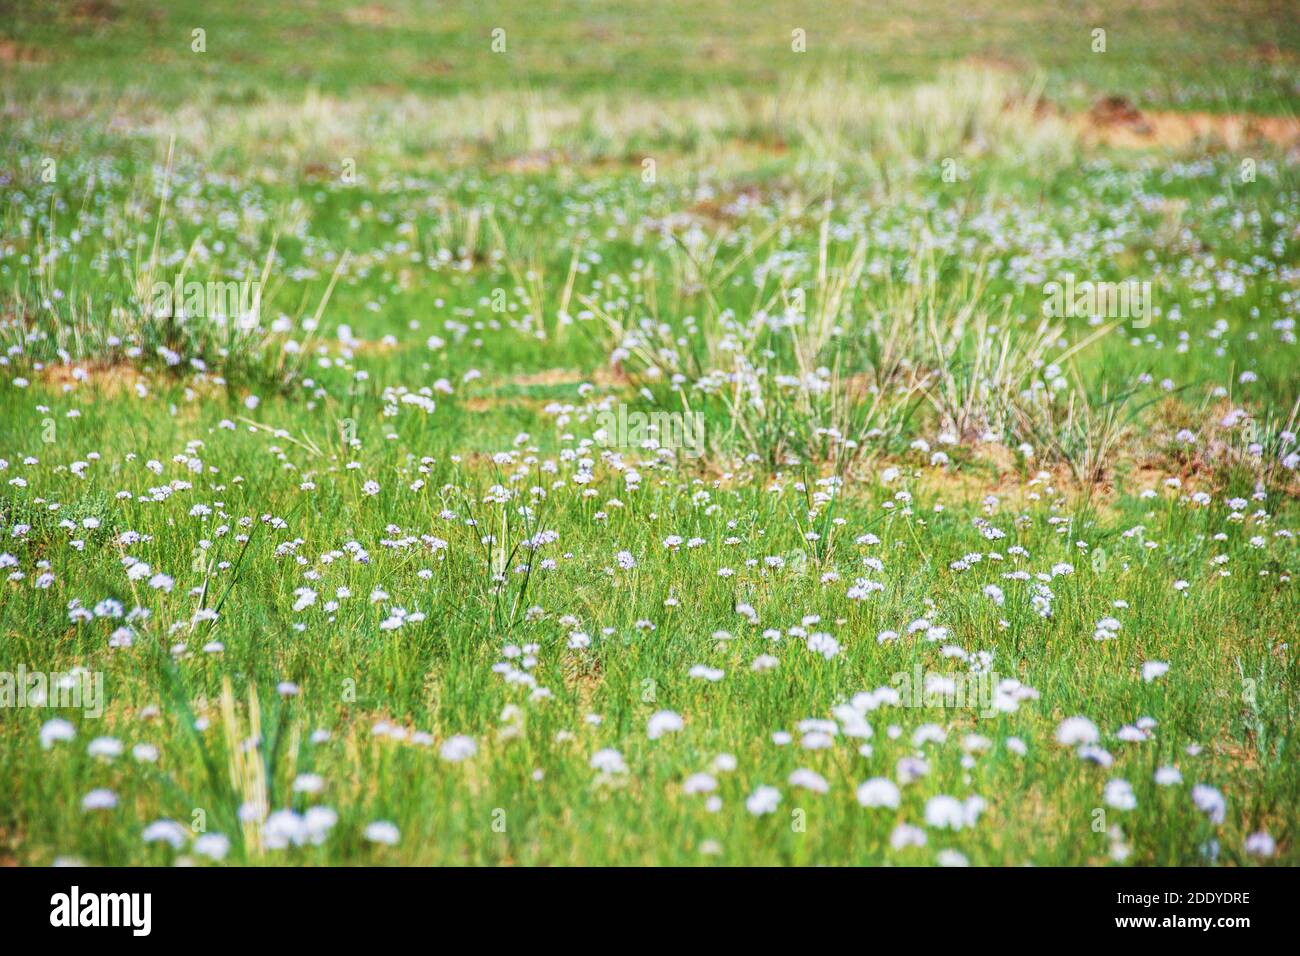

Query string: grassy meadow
0 1 1298 866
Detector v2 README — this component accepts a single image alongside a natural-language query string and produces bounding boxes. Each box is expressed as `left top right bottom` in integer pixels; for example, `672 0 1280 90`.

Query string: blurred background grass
2 0 1297 112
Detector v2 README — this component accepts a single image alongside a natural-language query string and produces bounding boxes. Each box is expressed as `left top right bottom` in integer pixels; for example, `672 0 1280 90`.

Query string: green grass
4 0 1299 110
0 1 1297 866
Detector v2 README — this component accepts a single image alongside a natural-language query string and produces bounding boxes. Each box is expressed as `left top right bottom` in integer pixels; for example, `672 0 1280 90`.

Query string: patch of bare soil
505 366 629 390
1250 42 1295 64
490 151 657 177
506 369 586 387
495 150 567 175
68 0 122 25
38 362 224 402
39 362 145 395
1078 96 1300 150
343 4 395 27
0 40 48 64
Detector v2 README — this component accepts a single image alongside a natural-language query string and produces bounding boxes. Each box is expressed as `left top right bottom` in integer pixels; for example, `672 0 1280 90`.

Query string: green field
0 1 1297 866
